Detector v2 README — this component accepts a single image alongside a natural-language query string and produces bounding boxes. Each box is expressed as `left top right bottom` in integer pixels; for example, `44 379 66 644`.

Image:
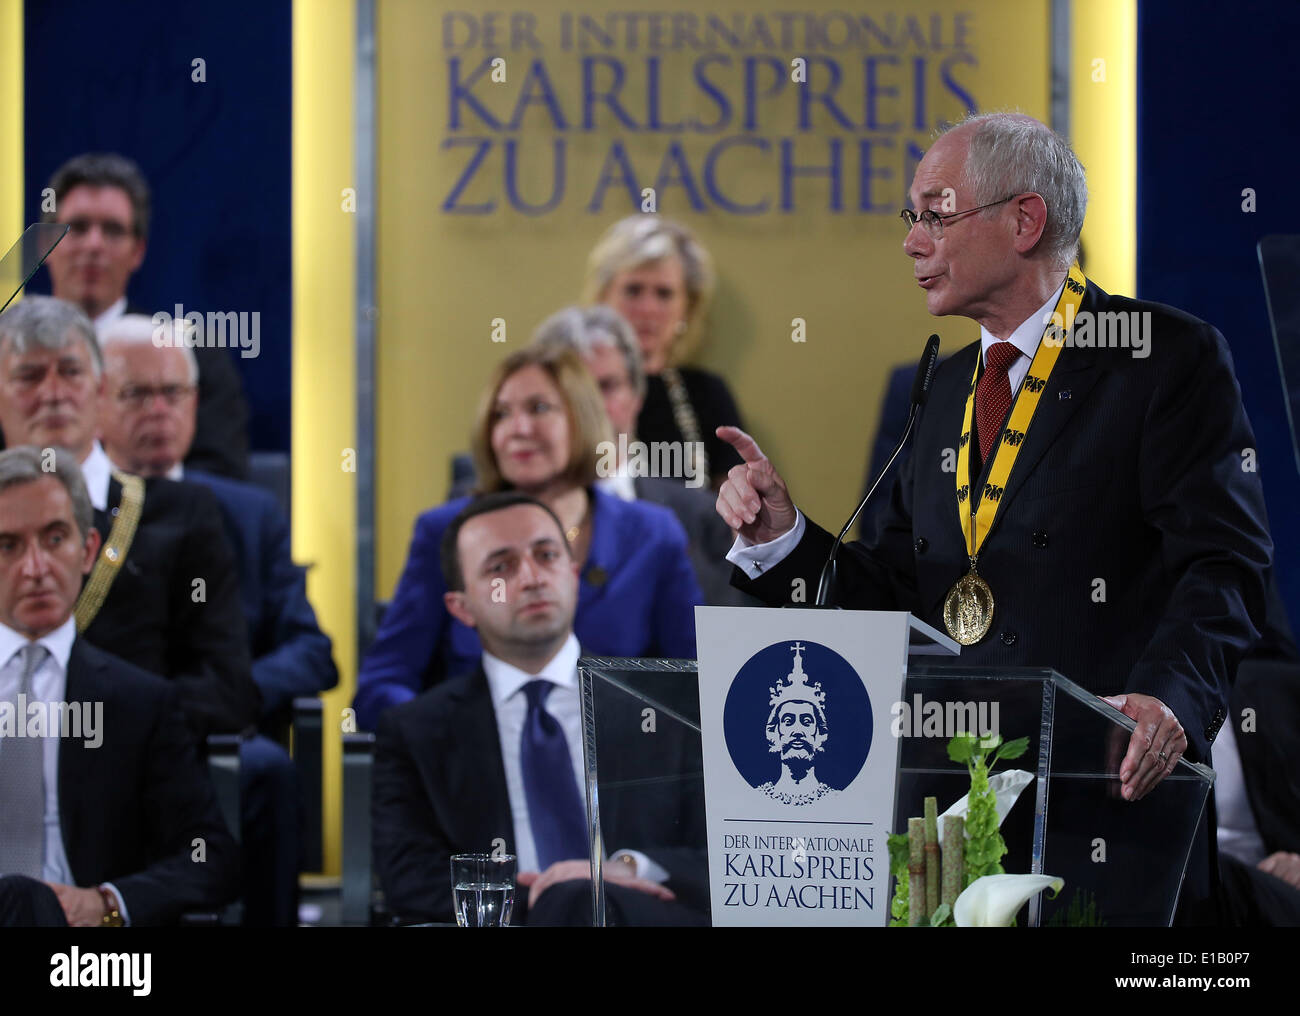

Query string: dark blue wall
1138 0 1300 635
23 0 292 453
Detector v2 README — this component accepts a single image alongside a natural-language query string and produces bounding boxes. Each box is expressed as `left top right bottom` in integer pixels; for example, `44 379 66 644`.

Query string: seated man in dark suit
0 446 238 926
0 297 268 918
40 151 251 480
1215 598 1300 925
373 492 708 926
98 315 338 721
0 296 258 741
97 314 338 926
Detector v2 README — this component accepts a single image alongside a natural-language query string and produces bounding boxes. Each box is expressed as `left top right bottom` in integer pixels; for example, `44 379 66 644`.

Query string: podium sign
695 606 950 926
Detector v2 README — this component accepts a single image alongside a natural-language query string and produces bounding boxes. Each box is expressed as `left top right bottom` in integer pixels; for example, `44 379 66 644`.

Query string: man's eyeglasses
116 383 197 408
900 195 1017 239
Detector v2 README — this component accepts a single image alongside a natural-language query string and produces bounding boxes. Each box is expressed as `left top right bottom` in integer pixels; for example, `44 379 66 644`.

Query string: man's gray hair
100 314 200 384
531 305 646 400
942 112 1088 269
0 445 94 539
0 295 103 378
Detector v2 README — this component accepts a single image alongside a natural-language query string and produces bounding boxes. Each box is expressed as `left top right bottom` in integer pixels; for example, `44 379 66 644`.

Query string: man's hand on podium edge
518 859 677 910
714 425 798 545
1101 693 1189 802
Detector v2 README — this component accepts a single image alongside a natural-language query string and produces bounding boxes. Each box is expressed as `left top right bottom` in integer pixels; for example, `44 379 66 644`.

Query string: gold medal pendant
943 566 994 646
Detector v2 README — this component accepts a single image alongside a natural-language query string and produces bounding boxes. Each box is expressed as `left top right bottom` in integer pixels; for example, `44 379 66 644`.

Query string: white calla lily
953 874 1064 927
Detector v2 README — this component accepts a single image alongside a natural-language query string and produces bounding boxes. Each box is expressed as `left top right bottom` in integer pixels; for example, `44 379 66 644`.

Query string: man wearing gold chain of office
716 112 1272 925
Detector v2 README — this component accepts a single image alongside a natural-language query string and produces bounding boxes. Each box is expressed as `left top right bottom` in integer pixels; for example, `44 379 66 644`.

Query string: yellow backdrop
375 0 1054 595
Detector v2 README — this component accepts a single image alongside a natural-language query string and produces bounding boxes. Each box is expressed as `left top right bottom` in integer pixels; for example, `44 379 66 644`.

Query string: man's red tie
975 341 1022 466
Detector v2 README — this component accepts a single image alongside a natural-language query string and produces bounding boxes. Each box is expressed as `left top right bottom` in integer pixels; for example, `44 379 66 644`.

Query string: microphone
813 334 941 607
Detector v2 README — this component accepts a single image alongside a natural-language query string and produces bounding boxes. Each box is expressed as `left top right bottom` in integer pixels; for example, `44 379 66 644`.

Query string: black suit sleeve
1128 324 1271 761
731 437 921 612
185 347 251 481
112 684 241 925
372 709 456 924
167 484 261 738
251 499 338 717
1233 659 1300 856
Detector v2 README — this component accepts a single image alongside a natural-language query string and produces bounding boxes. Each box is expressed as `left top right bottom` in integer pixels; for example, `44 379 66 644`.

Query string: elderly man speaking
715 112 1272 924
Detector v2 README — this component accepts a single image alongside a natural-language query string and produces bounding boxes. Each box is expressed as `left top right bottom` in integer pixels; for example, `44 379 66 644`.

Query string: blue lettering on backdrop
438 10 982 215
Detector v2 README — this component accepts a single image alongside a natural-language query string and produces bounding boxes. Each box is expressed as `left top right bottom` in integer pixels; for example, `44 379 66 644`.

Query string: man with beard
759 645 837 805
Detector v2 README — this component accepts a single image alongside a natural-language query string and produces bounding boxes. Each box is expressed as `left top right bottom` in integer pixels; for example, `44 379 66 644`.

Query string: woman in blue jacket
353 343 703 729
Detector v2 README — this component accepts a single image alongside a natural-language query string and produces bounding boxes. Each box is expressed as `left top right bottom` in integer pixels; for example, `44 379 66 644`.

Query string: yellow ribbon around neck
74 471 145 633
955 264 1087 561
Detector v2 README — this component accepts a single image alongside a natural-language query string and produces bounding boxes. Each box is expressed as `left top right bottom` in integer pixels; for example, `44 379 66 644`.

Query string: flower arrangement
888 731 1062 927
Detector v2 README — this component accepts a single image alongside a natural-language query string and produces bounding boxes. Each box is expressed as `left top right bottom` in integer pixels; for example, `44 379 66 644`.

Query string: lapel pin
1059 389 1072 400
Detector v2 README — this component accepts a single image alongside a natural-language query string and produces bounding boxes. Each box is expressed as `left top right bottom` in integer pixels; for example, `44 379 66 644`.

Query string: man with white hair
97 313 338 926
0 295 256 740
716 112 1273 923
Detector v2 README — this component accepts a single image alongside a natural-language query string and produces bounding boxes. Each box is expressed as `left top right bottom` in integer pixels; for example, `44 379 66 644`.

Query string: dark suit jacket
736 282 1273 919
123 302 250 481
738 282 1271 764
858 357 948 540
187 345 251 480
60 638 240 924
1232 655 1300 857
186 468 338 720
634 476 761 608
372 664 708 925
82 475 260 739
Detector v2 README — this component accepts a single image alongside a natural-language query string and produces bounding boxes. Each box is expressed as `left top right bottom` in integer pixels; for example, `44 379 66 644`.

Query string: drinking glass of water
451 853 516 927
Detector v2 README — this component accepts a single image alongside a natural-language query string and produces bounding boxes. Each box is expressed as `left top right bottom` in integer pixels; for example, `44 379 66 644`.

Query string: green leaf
995 736 1029 763
947 733 976 763
929 903 952 926
887 833 911 876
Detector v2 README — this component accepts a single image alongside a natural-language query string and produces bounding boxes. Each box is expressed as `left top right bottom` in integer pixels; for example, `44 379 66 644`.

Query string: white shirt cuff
101 882 130 926
610 849 670 885
725 510 806 579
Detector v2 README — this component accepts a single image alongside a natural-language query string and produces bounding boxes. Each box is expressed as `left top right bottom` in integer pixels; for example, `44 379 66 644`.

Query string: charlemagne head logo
723 641 872 806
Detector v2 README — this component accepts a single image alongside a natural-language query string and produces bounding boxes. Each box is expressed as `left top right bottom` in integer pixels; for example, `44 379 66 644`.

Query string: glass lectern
579 658 1213 927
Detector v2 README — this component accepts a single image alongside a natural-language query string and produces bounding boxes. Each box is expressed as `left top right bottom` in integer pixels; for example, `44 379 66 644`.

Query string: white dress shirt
727 282 1067 577
481 633 665 882
79 441 114 513
1214 718 1268 866
0 618 129 921
91 297 128 338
